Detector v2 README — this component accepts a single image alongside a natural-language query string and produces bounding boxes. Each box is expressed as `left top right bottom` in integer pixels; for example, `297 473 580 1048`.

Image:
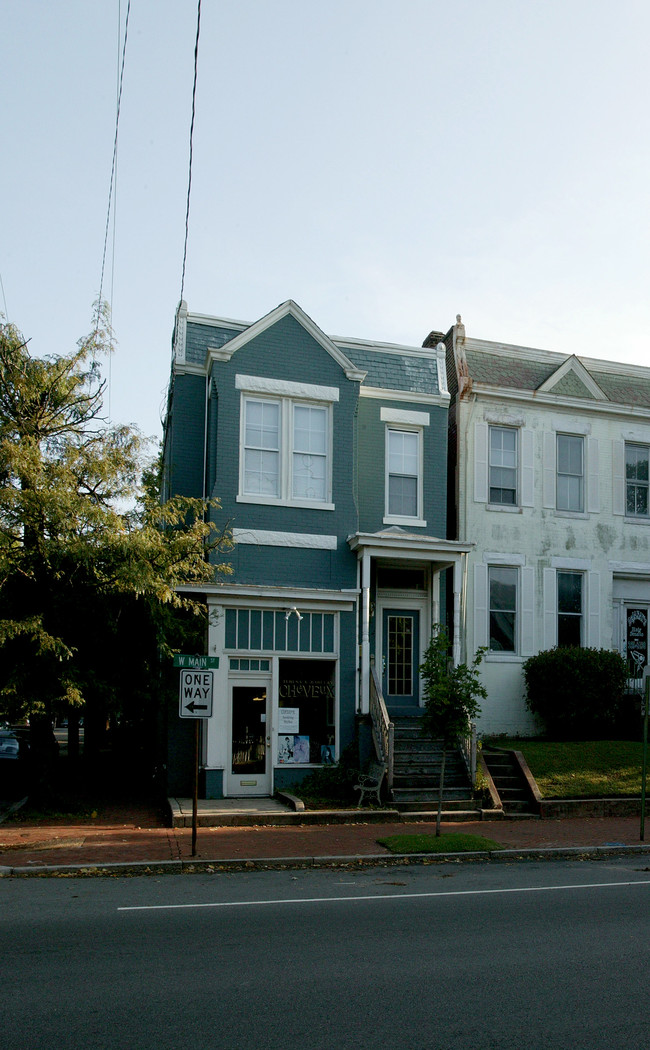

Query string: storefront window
277 659 335 764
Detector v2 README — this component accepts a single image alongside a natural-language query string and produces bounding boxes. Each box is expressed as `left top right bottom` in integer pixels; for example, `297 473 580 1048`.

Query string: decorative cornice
359 386 449 406
468 383 650 421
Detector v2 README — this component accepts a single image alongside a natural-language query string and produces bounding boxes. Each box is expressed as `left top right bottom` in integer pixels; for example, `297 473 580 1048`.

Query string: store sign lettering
279 679 334 700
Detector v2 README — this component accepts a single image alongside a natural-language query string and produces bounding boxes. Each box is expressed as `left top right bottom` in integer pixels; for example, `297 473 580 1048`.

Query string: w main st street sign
178 670 214 719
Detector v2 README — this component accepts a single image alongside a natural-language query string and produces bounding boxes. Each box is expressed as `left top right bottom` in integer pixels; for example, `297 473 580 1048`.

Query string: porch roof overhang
347 528 473 569
175 582 359 611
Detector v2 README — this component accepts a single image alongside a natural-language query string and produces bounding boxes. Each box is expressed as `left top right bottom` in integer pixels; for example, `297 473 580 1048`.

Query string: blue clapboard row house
162 301 650 801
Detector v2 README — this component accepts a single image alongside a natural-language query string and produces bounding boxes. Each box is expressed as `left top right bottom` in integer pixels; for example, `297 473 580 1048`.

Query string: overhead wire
95 0 131 355
179 0 202 308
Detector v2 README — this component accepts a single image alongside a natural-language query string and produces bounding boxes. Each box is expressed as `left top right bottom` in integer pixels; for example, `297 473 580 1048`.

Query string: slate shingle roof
185 316 443 397
466 350 556 390
185 323 243 366
466 346 650 409
337 343 441 396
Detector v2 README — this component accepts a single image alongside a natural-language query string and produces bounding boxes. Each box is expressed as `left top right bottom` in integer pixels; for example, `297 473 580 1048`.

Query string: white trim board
233 529 338 550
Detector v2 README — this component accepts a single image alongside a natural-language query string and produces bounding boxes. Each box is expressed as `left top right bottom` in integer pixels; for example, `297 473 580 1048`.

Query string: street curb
4 842 650 876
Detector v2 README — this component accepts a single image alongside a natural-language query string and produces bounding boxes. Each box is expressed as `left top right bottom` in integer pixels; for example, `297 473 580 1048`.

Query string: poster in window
277 734 310 763
626 608 648 677
278 707 299 733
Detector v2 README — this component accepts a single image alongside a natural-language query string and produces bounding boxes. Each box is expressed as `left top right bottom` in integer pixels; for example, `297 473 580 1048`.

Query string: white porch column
431 568 440 628
452 558 462 666
361 552 371 713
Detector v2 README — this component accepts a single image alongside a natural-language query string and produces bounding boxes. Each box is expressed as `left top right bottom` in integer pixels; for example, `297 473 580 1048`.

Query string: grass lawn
377 832 505 854
490 739 646 798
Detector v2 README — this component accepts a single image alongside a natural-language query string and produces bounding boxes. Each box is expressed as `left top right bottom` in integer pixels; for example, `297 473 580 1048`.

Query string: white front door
229 681 272 795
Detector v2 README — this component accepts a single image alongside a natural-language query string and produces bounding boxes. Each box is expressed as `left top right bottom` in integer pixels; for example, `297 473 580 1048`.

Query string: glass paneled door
382 609 420 708
230 683 271 795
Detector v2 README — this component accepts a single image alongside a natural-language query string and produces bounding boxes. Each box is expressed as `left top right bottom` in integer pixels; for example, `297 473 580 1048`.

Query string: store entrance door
230 683 271 795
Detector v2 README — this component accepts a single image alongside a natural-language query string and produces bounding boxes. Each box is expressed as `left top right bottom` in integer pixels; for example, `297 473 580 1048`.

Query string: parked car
0 729 21 760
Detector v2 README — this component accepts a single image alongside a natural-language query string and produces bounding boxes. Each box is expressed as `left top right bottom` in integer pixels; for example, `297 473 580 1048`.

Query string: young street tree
0 312 231 761
420 626 487 836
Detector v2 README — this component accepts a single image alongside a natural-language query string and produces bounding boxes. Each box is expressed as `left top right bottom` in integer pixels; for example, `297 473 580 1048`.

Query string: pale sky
3 0 650 446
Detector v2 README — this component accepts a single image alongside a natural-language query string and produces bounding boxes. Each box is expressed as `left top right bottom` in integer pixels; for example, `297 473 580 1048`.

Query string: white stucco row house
429 317 650 735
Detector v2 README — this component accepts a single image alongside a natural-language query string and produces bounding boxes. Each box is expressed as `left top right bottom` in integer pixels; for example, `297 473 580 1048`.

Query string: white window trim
488 425 518 508
475 561 534 659
380 406 430 427
548 432 599 515
383 424 426 527
233 529 338 549
544 567 600 649
475 422 534 509
556 432 585 514
238 392 334 509
236 373 339 402
623 440 650 522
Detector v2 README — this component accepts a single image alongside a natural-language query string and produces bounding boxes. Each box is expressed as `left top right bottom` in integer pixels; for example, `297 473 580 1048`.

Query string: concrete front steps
390 716 482 819
482 747 541 819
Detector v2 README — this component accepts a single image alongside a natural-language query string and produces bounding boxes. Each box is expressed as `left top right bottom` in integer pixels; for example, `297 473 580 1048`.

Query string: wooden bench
353 761 386 807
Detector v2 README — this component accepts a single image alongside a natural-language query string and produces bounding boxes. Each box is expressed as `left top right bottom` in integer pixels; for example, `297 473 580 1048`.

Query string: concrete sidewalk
2 797 650 875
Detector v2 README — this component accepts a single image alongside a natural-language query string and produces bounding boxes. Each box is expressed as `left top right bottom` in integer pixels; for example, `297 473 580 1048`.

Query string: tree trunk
436 745 446 837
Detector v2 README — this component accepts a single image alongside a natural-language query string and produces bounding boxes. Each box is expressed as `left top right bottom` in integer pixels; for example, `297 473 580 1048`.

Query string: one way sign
179 670 214 718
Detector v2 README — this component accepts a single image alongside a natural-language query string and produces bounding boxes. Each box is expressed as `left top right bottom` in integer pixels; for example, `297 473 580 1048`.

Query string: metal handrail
458 721 477 788
369 665 394 792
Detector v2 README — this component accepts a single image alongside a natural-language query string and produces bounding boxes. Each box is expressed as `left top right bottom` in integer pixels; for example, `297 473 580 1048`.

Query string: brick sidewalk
2 805 649 870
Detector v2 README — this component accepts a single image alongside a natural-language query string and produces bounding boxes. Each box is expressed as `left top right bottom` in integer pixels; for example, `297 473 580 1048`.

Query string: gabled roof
536 355 607 400
204 300 367 382
178 300 447 399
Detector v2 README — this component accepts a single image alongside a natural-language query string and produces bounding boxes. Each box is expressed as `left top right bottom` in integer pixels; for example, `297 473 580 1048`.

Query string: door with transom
381 608 421 709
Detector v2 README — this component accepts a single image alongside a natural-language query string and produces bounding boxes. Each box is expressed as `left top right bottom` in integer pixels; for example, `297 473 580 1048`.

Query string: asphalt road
3 858 650 1049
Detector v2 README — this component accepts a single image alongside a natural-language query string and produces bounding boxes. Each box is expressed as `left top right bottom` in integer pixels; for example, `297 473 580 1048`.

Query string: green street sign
173 654 220 670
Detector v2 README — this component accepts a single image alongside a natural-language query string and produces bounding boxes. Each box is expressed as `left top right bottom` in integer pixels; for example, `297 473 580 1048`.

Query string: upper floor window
241 394 331 506
489 565 517 652
489 427 517 505
626 443 649 518
385 427 422 522
557 434 584 512
557 570 583 647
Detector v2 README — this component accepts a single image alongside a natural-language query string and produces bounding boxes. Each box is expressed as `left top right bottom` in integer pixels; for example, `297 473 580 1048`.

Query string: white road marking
117 878 650 912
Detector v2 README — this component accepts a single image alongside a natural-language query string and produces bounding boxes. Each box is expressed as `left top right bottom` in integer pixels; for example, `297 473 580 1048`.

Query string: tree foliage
523 646 630 738
420 627 486 743
420 626 487 835
0 311 232 733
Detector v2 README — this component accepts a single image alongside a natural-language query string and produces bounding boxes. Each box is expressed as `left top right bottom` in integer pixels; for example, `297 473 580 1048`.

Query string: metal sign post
176 656 219 857
641 668 649 842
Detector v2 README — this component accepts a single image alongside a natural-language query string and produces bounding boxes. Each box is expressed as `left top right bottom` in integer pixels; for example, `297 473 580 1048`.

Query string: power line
179 0 202 307
96 0 131 336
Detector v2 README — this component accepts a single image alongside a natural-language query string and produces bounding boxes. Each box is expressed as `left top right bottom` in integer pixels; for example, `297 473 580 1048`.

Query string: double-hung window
243 398 281 497
557 434 584 512
239 379 333 507
625 443 649 518
557 571 583 647
386 428 422 521
489 427 517 505
488 566 517 652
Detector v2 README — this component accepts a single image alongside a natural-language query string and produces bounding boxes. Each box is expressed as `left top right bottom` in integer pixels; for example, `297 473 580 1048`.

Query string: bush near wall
523 647 630 738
